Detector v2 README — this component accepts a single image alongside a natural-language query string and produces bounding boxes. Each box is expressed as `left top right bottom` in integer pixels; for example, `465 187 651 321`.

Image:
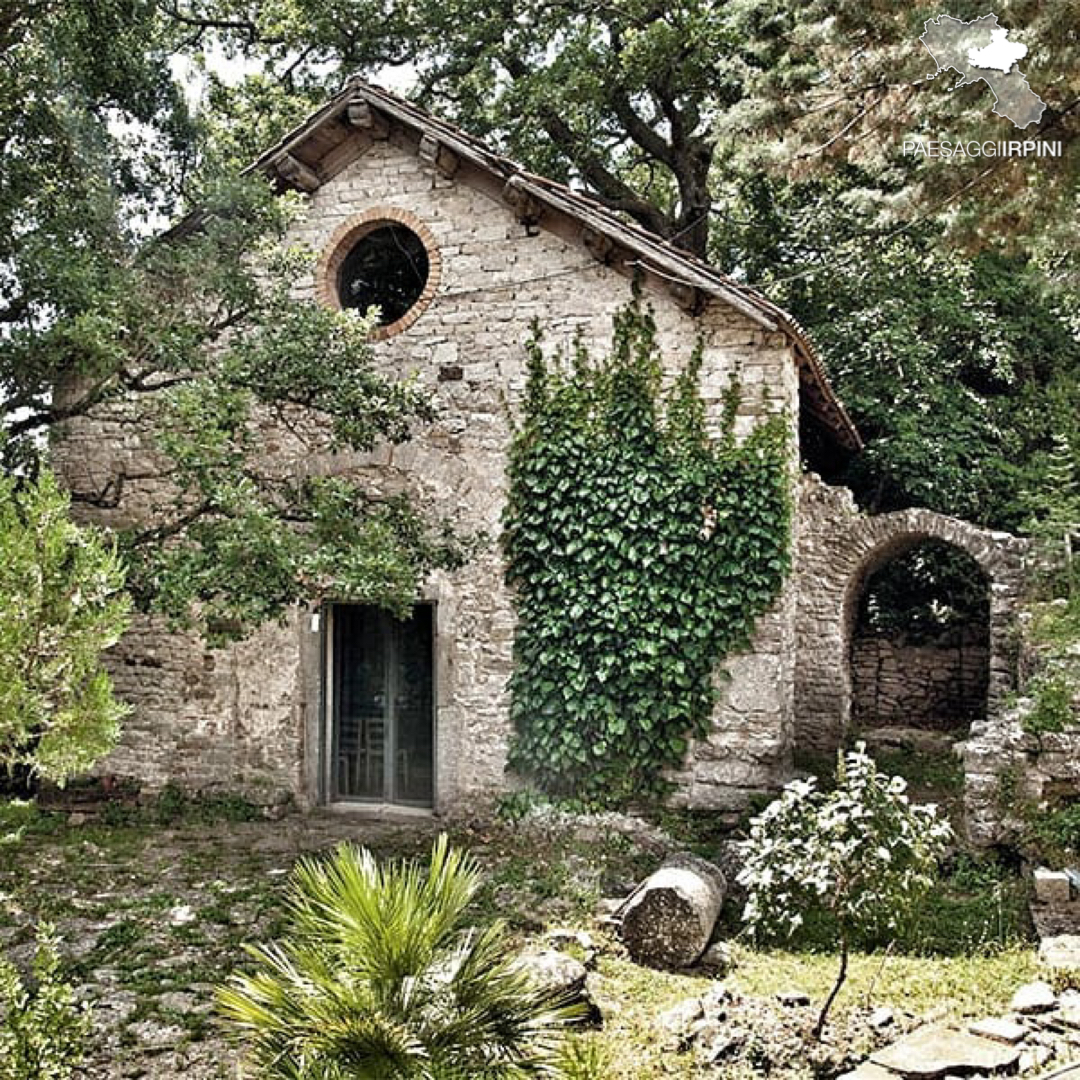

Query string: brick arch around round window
315 207 442 340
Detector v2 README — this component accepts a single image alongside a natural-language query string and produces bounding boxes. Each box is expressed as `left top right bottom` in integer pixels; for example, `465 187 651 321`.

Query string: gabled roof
250 79 862 452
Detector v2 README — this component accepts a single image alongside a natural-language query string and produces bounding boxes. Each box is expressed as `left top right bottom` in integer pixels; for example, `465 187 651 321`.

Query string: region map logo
904 12 1059 159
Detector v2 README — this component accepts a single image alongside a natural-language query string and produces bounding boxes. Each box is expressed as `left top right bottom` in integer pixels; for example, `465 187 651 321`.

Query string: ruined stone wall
53 132 801 813
851 628 989 732
794 476 1027 753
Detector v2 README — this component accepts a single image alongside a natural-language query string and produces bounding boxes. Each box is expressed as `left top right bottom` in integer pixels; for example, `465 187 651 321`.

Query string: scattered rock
857 726 957 756
1040 934 1080 972
1034 868 1073 906
126 1020 189 1053
543 928 597 967
869 1007 895 1030
700 982 732 1010
699 940 735 974
696 1029 743 1064
870 1023 1022 1078
595 897 623 923
1010 981 1057 1015
167 904 196 926
515 949 587 1001
776 989 811 1007
583 972 618 1024
837 1064 899 1080
156 990 207 1014
658 996 704 1038
1019 1043 1053 1072
967 1017 1028 1044
1059 990 1080 1028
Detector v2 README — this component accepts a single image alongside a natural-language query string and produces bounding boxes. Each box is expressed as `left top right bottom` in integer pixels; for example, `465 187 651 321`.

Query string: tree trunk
617 853 727 968
814 934 849 1040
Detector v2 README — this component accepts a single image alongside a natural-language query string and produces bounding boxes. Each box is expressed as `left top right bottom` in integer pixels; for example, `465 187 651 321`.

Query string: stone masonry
851 627 989 732
794 476 1027 754
53 125 801 815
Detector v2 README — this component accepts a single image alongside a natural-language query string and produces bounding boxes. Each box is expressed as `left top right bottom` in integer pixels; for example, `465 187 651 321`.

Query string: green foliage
495 789 552 825
738 746 952 1035
1026 431 1080 599
1029 803 1080 865
196 1 1078 261
217 835 583 1079
739 747 952 944
0 923 93 1080
861 747 965 797
2 10 462 645
717 171 1080 531
0 470 130 785
753 851 1031 957
1017 429 1080 738
556 1035 610 1080
144 783 263 826
62 201 467 644
919 855 1031 952
855 541 988 641
1022 674 1076 736
503 303 791 805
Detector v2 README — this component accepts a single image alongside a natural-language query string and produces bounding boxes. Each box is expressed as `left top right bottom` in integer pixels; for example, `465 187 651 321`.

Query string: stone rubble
841 983 1080 1079
1010 980 1057 1014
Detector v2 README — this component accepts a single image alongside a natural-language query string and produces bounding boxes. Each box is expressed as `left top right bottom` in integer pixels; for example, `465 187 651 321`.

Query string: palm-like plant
217 835 583 1079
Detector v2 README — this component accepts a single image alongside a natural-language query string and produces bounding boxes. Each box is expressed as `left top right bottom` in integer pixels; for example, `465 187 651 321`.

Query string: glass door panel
329 604 433 806
392 606 434 805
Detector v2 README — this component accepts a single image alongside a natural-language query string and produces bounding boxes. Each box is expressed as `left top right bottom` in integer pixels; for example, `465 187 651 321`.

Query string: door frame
320 601 437 810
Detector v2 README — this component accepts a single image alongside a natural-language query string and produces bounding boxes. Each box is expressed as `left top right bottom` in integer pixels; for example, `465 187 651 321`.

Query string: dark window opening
336 224 430 325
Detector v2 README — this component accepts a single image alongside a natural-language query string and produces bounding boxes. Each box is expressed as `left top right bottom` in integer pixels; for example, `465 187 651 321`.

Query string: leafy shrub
0 469 130 786
557 1035 610 1080
0 923 92 1080
1023 673 1076 736
738 746 952 1037
218 834 583 1077
495 788 551 824
0 800 57 847
146 783 262 826
905 853 1031 954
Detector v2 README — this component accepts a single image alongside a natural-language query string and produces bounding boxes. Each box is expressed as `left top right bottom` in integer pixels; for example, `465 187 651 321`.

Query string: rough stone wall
52 132 801 813
794 475 1027 753
851 628 990 732
794 475 1040 845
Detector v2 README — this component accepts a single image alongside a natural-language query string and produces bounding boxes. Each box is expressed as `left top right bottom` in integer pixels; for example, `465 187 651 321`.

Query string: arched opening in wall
849 539 991 751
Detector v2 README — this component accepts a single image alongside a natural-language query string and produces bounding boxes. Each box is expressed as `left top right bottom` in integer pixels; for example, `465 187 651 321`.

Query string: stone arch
794 478 1028 754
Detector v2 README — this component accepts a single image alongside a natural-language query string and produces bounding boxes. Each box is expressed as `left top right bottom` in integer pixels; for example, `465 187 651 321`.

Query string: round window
336 223 430 326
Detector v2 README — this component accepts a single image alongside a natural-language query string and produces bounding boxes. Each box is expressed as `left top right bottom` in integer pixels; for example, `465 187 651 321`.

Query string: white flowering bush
737 745 952 1037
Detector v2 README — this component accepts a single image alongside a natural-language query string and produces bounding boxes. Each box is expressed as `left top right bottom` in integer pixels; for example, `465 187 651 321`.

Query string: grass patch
867 747 964 796
1028 801 1080 865
1023 673 1076 736
729 943 1037 1018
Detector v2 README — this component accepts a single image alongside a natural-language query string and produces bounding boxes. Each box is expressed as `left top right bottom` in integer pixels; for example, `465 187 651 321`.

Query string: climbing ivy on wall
502 302 792 806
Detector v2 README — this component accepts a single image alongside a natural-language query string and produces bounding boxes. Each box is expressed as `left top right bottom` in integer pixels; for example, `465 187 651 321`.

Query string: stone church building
54 81 1029 825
